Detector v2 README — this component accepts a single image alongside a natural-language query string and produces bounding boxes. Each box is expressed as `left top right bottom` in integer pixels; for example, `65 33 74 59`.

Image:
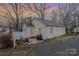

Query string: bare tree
24 3 49 20
58 4 78 34
51 10 58 23
0 3 25 32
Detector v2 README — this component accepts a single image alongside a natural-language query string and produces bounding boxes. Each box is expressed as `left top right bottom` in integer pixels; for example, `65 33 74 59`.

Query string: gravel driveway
29 36 79 56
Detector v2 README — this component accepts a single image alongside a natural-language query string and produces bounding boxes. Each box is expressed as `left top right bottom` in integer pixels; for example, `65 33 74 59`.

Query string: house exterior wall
32 19 47 39
44 27 65 39
55 27 65 36
38 27 47 40
31 26 65 40
22 24 32 37
23 25 37 37
23 19 65 40
46 27 56 39
23 23 43 37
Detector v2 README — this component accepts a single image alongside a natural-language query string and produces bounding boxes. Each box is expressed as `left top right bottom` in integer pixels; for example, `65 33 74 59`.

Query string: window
50 27 53 34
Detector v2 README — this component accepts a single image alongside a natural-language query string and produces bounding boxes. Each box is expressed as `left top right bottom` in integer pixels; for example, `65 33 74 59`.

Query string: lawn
55 34 76 41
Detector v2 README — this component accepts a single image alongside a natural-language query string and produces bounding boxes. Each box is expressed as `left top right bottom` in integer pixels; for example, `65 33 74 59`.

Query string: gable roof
33 18 64 27
22 18 34 27
24 22 34 27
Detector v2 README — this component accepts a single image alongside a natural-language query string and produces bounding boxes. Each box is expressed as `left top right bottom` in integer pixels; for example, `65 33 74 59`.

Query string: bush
1 35 13 48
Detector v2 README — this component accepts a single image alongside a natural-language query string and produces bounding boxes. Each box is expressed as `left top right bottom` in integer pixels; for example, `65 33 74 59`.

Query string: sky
48 3 66 8
0 3 72 24
0 3 63 17
48 3 59 8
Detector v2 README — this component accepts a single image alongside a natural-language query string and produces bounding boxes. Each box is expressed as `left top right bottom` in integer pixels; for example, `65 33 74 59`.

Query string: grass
55 34 76 41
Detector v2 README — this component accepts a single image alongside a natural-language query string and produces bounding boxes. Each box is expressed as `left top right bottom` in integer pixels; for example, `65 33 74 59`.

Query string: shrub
1 35 13 48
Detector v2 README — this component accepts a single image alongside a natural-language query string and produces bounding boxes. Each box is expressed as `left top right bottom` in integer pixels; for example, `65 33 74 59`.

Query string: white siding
55 27 65 36
46 27 56 39
23 26 37 37
23 19 65 40
40 27 47 40
45 27 65 39
32 19 47 39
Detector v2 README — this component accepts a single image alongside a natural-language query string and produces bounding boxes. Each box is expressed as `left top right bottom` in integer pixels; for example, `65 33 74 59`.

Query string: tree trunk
16 19 19 31
65 26 68 34
16 3 19 32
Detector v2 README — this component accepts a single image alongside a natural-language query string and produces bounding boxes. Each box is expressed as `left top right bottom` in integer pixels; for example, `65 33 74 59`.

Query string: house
73 25 79 33
23 17 65 40
22 19 35 38
32 18 65 39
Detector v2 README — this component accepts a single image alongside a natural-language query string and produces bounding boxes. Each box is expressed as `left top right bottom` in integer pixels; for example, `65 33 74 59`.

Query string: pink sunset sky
0 3 67 24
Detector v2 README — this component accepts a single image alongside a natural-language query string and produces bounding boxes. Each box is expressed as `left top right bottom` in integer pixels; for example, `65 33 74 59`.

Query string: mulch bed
0 43 36 52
